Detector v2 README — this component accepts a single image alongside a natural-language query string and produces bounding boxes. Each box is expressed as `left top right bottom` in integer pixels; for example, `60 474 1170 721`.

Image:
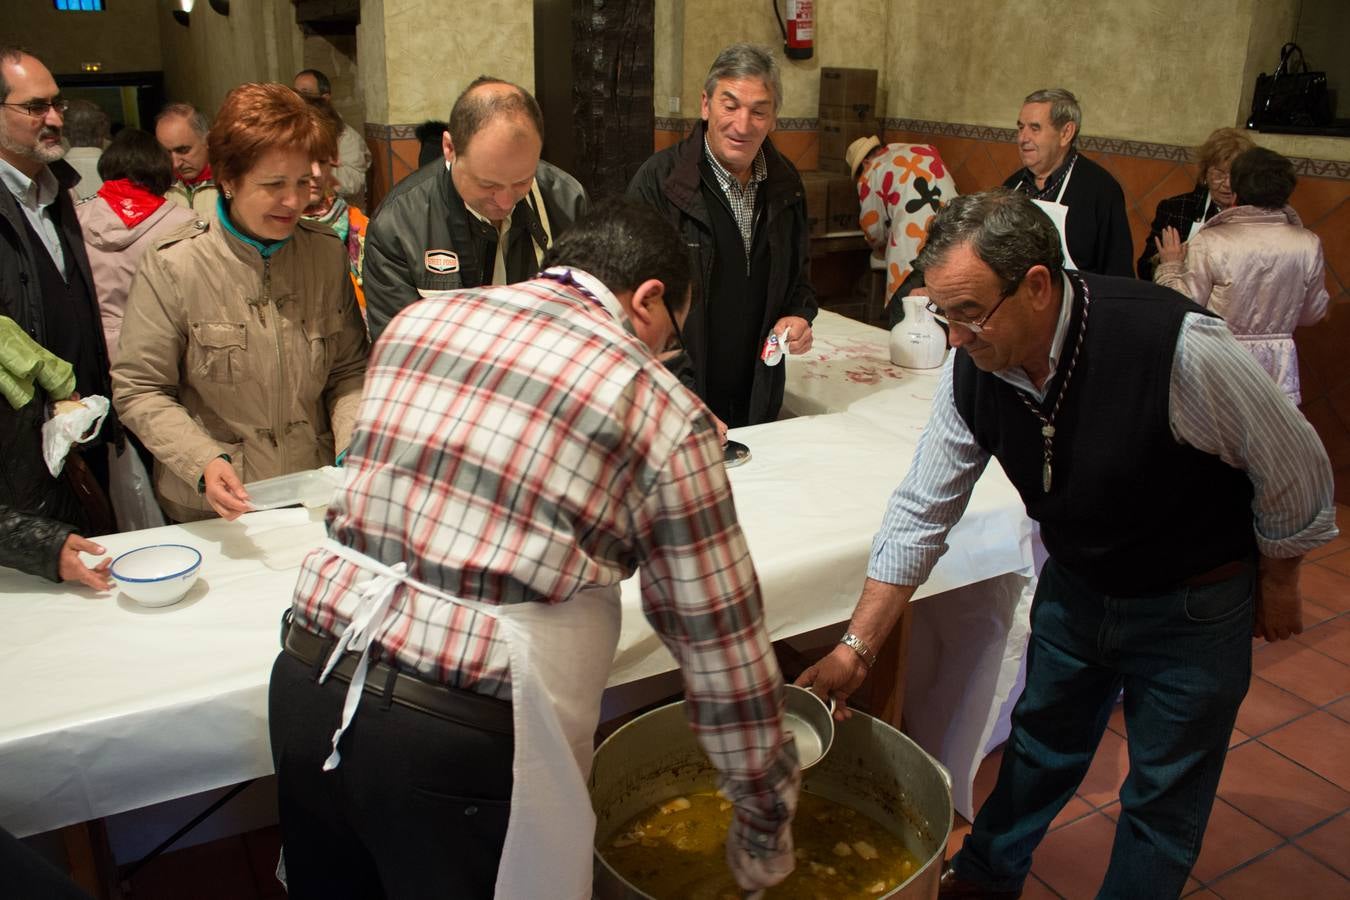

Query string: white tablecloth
783 309 945 419
782 310 1036 819
0 310 1031 834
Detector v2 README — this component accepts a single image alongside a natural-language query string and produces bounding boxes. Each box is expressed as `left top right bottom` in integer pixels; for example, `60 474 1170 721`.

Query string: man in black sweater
1002 88 1133 278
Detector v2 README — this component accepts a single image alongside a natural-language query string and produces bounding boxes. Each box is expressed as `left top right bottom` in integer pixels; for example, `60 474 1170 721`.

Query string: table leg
863 602 914 729
61 819 120 899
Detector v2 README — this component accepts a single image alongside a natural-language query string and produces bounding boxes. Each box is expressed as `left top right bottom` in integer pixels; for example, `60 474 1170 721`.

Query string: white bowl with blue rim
110 544 203 607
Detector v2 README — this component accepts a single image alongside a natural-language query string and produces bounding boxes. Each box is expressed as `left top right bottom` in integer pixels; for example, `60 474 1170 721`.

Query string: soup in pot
601 790 919 899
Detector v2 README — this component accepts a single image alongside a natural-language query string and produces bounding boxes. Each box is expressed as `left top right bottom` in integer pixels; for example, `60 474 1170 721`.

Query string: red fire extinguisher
775 0 814 60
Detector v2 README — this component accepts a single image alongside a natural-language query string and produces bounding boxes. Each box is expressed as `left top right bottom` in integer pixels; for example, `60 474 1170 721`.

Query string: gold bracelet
839 632 876 669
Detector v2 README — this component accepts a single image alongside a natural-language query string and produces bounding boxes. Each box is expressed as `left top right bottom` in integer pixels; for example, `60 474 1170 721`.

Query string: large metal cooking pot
590 700 952 899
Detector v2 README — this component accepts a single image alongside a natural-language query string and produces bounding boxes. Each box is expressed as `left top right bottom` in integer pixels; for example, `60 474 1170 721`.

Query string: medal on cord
1015 273 1089 492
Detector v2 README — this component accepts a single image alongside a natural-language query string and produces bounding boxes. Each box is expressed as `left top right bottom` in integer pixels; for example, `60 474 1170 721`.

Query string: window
54 0 105 10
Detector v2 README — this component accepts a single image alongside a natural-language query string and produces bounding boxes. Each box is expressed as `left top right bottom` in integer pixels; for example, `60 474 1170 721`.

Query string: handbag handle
1276 42 1306 76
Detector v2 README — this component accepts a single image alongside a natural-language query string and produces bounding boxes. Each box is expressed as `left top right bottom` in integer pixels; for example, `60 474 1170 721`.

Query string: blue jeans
950 558 1254 899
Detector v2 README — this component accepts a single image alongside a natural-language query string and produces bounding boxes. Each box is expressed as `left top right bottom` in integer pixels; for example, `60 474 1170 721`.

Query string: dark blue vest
953 274 1255 595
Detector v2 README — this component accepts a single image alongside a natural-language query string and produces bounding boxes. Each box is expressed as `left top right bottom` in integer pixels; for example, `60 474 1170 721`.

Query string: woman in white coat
76 128 201 364
1154 147 1328 405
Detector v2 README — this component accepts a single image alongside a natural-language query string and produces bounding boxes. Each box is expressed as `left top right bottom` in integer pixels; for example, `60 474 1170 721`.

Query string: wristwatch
839 632 877 669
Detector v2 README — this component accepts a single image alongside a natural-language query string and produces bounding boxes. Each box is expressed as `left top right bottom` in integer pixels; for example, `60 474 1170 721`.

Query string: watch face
723 439 751 468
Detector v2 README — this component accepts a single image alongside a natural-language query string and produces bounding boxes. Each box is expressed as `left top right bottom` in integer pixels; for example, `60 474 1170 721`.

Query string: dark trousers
0 826 92 899
951 558 1254 899
269 651 515 900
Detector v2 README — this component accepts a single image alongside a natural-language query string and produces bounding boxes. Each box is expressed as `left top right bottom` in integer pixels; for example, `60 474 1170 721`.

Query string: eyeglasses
1206 167 1231 186
925 276 1023 334
661 296 687 356
1 98 69 118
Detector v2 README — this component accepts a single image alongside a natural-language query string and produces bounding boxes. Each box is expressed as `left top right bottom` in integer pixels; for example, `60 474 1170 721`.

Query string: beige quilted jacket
113 216 368 521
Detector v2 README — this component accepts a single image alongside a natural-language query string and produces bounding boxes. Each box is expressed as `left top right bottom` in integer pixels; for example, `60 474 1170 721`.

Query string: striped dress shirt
869 274 1338 586
291 267 796 847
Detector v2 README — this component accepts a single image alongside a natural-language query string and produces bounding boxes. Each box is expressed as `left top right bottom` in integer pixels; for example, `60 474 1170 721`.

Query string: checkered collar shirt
290 266 795 849
704 135 767 258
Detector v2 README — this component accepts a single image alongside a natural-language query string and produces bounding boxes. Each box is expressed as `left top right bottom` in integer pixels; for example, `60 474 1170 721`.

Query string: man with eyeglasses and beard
797 190 1336 899
0 45 117 592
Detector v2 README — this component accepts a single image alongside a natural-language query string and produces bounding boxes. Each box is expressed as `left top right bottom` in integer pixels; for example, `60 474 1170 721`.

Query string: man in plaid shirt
269 199 799 899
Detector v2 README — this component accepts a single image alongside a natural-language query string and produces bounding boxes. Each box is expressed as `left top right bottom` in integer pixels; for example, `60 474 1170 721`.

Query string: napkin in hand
42 395 111 476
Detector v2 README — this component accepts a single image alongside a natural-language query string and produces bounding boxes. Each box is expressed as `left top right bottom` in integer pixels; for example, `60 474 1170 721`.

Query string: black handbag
1247 43 1333 129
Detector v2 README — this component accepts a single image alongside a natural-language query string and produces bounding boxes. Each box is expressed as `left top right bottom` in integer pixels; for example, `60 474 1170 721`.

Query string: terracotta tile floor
124 522 1350 898
944 527 1350 899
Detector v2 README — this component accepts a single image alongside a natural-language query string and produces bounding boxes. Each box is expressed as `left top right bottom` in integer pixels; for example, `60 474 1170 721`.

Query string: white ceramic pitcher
889 295 948 369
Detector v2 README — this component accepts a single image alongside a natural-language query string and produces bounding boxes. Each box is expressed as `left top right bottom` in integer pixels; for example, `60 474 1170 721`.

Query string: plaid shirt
291 267 796 846
704 136 767 260
1137 184 1218 280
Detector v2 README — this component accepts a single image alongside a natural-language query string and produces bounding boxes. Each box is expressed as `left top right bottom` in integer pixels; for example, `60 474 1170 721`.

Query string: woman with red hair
112 82 369 522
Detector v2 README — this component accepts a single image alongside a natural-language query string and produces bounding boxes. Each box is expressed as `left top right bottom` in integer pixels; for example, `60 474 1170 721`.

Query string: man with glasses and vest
362 76 588 341
797 190 1336 899
0 45 116 591
270 199 799 900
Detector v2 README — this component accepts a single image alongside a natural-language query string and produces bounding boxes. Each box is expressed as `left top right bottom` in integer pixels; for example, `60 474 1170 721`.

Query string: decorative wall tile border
365 123 419 141
884 117 1350 180
654 116 820 133
1299 157 1350 179
373 115 1350 179
886 118 1013 145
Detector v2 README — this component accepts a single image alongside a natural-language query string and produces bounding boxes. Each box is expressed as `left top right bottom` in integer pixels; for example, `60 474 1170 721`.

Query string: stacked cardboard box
800 171 832 237
799 69 879 236
817 67 879 175
801 170 862 236
826 175 861 233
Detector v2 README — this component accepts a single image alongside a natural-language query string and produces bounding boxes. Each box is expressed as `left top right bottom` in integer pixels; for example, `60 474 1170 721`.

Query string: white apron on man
316 538 622 900
1031 157 1080 271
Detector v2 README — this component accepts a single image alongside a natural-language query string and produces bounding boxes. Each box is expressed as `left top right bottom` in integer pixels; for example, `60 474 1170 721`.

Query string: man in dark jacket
0 46 113 588
628 43 817 428
363 76 588 340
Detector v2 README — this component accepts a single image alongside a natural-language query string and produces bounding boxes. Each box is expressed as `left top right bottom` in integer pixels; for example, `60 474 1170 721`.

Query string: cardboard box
815 157 853 176
826 173 862 233
819 67 878 111
800 171 832 237
819 102 877 124
818 118 879 171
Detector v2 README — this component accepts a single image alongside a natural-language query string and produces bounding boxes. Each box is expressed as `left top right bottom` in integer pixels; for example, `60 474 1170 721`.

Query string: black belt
1181 559 1255 588
281 612 514 735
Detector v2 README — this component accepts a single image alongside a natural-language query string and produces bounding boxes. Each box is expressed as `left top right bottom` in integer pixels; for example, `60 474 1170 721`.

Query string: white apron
1032 157 1080 271
1186 190 1213 241
316 538 622 900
